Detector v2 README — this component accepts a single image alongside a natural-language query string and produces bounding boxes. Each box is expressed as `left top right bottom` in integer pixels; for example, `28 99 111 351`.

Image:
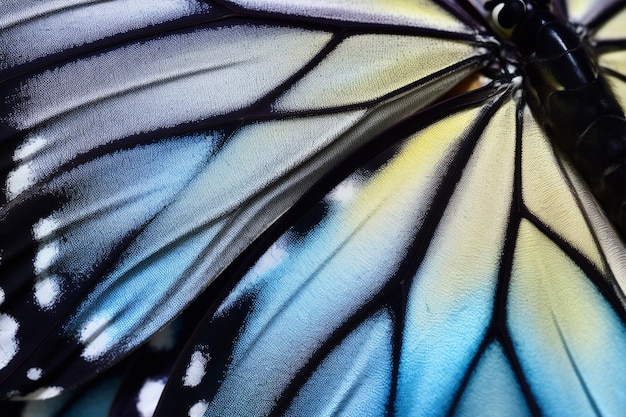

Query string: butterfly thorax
491 0 626 239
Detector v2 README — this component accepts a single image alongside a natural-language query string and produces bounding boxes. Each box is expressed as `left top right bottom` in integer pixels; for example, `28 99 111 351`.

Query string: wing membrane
4 0 626 415
0 0 487 401
154 81 626 416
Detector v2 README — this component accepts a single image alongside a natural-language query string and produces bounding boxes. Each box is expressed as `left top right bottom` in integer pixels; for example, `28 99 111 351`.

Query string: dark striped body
513 5 626 238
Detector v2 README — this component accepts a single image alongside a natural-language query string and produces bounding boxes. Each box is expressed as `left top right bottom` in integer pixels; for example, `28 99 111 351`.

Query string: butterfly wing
151 1 626 416
153 86 514 416
4 0 626 415
0 0 487 404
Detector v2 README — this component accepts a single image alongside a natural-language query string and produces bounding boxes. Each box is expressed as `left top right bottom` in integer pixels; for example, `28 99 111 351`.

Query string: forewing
0 0 486 402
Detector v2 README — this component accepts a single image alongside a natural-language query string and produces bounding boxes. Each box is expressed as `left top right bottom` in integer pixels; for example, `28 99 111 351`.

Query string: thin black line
552 313 603 416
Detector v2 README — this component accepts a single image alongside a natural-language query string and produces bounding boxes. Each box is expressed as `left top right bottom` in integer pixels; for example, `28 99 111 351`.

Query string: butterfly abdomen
514 6 626 238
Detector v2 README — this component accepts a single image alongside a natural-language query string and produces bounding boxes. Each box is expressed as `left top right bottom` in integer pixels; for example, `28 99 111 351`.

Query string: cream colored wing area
600 51 626 79
205 106 480 417
590 6 626 40
4 25 333 200
564 0 617 25
520 107 607 273
273 34 481 111
224 0 470 32
396 100 515 417
507 220 626 416
336 62 481 145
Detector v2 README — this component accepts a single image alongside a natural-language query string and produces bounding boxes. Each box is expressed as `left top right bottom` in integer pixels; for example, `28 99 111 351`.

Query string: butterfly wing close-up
2 0 626 416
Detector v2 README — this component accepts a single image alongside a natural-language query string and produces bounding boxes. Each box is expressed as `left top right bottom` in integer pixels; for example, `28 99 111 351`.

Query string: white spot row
137 378 166 417
188 401 208 417
0 313 19 370
34 275 62 309
183 350 211 388
79 316 112 360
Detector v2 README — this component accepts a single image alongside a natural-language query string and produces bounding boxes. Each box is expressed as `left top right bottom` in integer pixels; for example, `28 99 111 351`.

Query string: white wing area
0 0 210 70
5 25 333 199
564 0 620 25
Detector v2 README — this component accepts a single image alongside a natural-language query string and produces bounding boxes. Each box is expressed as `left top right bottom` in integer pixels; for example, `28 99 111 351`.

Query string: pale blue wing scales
152 97 504 416
396 95 516 417
30 133 217 277
284 309 394 417
61 111 367 359
507 220 626 416
453 342 533 417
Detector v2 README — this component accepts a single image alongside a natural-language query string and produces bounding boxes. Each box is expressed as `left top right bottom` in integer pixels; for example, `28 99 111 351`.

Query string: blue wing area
454 342 533 417
2 0 626 416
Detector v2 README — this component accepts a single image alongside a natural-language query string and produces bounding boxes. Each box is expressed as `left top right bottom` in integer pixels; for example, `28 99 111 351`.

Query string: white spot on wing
188 401 208 417
217 240 288 316
0 287 5 306
18 386 63 400
183 350 210 387
247 242 286 278
6 163 36 200
34 242 59 274
326 177 360 203
33 217 59 240
0 314 19 370
34 276 62 309
27 367 43 381
14 136 47 161
137 378 165 417
79 316 112 360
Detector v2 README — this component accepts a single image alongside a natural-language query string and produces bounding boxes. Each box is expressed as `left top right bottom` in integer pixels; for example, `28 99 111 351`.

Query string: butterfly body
498 0 626 238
